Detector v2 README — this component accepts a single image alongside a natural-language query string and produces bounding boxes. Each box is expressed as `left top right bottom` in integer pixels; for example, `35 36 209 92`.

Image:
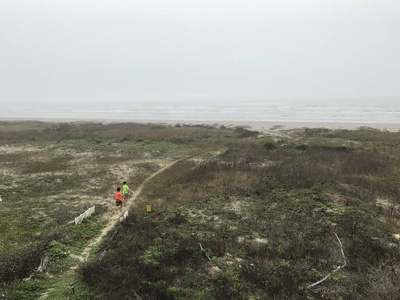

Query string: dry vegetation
1 122 400 299
82 127 400 300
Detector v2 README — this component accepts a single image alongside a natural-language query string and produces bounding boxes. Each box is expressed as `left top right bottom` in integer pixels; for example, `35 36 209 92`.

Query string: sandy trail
39 150 209 299
74 156 182 264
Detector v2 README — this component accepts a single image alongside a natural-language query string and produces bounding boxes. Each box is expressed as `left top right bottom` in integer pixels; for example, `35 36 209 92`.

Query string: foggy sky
1 0 399 107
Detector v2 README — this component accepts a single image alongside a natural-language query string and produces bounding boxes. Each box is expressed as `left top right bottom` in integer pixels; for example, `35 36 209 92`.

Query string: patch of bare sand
189 151 225 165
186 208 209 222
227 199 250 215
0 167 18 177
0 145 47 154
218 121 400 133
325 192 346 205
254 237 268 244
376 197 399 209
214 253 244 269
237 234 268 245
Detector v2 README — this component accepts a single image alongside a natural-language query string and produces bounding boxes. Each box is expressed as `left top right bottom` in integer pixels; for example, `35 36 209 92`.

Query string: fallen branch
307 232 347 289
24 256 50 281
198 242 222 277
198 243 212 261
37 256 50 273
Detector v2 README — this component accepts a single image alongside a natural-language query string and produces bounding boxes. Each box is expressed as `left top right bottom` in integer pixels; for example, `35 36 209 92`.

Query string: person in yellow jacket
122 181 130 206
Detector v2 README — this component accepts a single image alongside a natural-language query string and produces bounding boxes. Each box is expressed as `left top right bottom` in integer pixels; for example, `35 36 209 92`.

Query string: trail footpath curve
39 150 209 299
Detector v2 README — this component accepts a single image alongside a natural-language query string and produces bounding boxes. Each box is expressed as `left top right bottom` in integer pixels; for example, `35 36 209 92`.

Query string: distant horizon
1 102 399 126
2 97 400 108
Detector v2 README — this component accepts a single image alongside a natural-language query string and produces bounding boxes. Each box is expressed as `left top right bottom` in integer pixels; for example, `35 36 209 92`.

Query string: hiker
115 187 124 209
123 181 130 206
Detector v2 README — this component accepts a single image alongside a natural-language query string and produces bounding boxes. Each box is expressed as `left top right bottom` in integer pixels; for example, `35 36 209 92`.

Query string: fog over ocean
1 102 399 123
2 1 399 128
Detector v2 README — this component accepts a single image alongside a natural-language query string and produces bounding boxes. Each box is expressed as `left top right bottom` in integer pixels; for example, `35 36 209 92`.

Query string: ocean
1 102 399 124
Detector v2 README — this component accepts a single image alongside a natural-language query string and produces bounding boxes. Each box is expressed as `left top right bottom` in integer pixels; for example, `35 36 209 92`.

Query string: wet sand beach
1 117 399 133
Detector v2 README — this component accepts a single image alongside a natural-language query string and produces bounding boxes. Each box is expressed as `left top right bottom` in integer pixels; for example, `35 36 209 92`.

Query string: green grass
2 214 105 299
3 272 96 300
67 216 105 255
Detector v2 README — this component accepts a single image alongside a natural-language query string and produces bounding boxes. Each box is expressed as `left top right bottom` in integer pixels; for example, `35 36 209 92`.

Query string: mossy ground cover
82 127 400 299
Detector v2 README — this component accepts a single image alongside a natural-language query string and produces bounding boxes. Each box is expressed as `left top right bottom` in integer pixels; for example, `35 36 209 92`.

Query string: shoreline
0 117 399 132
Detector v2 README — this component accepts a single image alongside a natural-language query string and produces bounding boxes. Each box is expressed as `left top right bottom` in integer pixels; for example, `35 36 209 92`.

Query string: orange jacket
115 192 123 201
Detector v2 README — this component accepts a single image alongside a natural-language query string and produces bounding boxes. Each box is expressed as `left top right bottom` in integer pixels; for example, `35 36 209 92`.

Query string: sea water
1 102 399 123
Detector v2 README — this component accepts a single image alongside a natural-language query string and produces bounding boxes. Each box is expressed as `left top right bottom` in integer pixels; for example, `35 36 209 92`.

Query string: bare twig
307 232 347 289
198 243 212 261
198 242 222 276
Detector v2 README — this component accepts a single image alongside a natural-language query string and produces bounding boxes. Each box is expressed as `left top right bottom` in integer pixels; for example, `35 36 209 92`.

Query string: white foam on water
1 103 399 124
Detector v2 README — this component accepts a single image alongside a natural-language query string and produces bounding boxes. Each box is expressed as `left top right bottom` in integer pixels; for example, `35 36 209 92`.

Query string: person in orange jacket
115 187 124 210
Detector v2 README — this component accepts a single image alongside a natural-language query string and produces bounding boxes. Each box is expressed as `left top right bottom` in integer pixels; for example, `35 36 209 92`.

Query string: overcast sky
1 0 399 107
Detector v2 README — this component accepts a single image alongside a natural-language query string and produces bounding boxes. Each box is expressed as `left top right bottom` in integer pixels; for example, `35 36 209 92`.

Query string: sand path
73 156 182 265
39 150 209 299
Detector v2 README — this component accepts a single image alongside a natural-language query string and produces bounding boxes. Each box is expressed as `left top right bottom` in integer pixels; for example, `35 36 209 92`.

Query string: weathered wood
37 256 50 273
307 232 347 289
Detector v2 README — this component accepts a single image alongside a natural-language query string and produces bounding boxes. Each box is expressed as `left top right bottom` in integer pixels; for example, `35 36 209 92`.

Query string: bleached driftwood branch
37 256 50 273
307 232 347 289
199 243 212 261
198 242 222 275
24 256 50 281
